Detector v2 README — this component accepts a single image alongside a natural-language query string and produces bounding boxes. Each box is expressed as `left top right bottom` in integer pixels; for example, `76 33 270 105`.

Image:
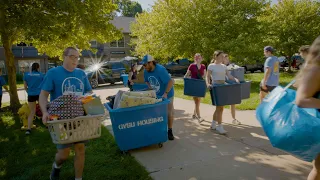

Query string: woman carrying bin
184 53 207 123
295 36 320 180
222 53 241 125
23 63 44 135
206 51 239 134
128 63 138 91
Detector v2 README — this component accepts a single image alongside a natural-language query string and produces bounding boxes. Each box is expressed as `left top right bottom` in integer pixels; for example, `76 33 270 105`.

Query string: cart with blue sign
105 99 169 154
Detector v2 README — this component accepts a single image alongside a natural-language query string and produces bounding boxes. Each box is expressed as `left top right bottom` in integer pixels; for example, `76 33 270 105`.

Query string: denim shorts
56 140 88 149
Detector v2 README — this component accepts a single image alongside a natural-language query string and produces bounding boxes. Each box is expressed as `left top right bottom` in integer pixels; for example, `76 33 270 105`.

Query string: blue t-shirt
144 64 174 98
23 71 44 96
41 66 92 101
263 56 280 86
0 76 6 95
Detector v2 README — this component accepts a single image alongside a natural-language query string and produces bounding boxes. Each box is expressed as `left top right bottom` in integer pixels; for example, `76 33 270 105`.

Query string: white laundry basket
47 115 104 144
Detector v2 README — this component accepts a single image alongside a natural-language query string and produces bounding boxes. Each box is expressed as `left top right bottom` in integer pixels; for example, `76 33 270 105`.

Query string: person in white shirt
223 53 241 125
206 50 239 134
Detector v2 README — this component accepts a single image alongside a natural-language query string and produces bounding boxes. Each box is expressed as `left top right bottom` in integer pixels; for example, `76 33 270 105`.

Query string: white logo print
148 76 160 93
62 77 84 96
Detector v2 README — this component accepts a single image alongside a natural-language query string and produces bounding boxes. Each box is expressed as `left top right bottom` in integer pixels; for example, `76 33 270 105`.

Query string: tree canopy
131 0 320 64
0 0 122 110
116 0 143 17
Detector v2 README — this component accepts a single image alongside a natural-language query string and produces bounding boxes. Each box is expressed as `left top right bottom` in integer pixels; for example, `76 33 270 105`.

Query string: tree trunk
2 37 21 111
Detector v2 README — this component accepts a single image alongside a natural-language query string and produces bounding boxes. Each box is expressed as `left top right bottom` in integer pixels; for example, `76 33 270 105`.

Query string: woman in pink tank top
184 53 206 123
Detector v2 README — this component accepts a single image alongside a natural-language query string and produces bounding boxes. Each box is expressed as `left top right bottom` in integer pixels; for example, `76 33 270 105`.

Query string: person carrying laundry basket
141 54 175 140
222 53 241 125
184 53 206 123
206 51 239 134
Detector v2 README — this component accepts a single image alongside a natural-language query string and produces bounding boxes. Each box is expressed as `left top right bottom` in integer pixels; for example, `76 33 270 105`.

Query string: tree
0 0 122 111
131 0 268 64
116 0 143 17
261 0 320 71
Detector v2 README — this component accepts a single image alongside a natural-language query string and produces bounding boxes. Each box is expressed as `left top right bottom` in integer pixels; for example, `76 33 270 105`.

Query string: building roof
110 16 136 33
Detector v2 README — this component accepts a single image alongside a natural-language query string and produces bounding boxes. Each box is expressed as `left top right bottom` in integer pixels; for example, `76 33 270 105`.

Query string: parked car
85 61 126 89
242 63 264 73
164 58 192 75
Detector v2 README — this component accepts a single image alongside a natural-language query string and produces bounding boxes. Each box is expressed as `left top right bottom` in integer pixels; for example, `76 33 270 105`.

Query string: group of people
1 36 319 180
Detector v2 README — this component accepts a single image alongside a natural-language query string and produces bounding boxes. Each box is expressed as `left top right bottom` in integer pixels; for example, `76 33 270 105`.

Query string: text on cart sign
118 117 164 130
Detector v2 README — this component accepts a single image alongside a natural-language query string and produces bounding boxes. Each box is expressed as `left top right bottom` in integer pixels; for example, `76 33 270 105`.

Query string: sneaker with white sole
216 125 228 134
210 120 217 130
192 115 197 119
232 119 241 125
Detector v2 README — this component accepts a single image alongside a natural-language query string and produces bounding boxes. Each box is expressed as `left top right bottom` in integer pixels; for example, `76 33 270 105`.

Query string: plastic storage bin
210 83 242 106
241 81 251 99
105 100 169 152
132 83 149 91
121 74 129 87
184 78 206 97
228 67 245 82
47 115 104 144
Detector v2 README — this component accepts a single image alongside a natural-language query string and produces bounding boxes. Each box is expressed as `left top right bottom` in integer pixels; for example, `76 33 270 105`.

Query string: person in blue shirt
0 69 9 111
260 46 280 103
23 63 44 135
39 47 92 180
142 55 175 140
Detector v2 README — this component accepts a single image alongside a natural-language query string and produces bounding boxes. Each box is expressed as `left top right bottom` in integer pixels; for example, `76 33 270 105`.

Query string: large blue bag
256 81 320 162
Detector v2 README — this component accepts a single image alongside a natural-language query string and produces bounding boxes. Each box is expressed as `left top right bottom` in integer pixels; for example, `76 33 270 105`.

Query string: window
0 61 6 75
90 40 98 48
110 37 125 48
18 60 40 74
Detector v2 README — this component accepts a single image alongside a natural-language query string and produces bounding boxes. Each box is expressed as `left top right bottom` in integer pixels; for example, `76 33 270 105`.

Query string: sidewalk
99 88 312 180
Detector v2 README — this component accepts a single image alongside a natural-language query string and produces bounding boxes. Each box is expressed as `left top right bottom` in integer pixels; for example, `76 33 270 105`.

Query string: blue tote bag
256 81 320 162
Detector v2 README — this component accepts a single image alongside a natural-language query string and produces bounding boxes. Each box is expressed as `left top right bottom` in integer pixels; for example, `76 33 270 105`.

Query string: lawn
0 105 151 180
174 72 296 110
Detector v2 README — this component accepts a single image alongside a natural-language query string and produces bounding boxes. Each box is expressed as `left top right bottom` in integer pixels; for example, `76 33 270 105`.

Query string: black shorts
260 85 276 93
28 95 39 102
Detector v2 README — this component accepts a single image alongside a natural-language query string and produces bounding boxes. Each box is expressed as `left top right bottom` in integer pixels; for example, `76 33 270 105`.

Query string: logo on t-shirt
148 76 160 93
62 77 84 96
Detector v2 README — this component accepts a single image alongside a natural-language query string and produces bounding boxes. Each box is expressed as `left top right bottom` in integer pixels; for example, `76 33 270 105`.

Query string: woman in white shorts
206 51 239 134
223 53 241 125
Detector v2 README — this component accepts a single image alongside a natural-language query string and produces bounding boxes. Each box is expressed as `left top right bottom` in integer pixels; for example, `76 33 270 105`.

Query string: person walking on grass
222 53 241 125
295 36 320 180
260 46 279 103
0 69 9 111
23 63 44 135
39 47 92 180
142 54 175 140
184 53 206 123
206 50 239 135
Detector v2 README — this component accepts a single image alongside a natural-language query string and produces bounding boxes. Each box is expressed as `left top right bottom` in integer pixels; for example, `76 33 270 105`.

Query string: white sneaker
210 120 217 130
232 119 241 125
216 125 228 135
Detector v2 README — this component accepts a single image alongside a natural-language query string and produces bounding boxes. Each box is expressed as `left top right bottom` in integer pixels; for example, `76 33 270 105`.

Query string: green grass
174 72 296 110
0 106 151 180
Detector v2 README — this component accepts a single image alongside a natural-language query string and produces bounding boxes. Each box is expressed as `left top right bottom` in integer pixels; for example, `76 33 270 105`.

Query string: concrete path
95 85 312 180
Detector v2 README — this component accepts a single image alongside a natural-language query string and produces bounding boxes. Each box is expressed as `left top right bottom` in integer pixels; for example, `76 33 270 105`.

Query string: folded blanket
119 94 162 108
124 90 156 98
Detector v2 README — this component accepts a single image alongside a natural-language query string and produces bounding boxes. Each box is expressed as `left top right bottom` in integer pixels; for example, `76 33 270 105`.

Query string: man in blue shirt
142 55 175 140
39 47 92 180
260 46 280 103
0 69 9 111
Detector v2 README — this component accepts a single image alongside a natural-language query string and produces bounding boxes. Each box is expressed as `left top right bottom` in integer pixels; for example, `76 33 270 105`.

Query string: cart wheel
158 143 163 148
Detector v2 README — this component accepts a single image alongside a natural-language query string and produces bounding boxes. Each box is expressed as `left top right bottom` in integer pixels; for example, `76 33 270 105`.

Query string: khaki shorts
168 97 174 118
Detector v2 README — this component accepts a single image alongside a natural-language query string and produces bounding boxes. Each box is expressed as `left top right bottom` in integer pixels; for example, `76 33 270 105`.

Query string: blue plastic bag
256 81 320 162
